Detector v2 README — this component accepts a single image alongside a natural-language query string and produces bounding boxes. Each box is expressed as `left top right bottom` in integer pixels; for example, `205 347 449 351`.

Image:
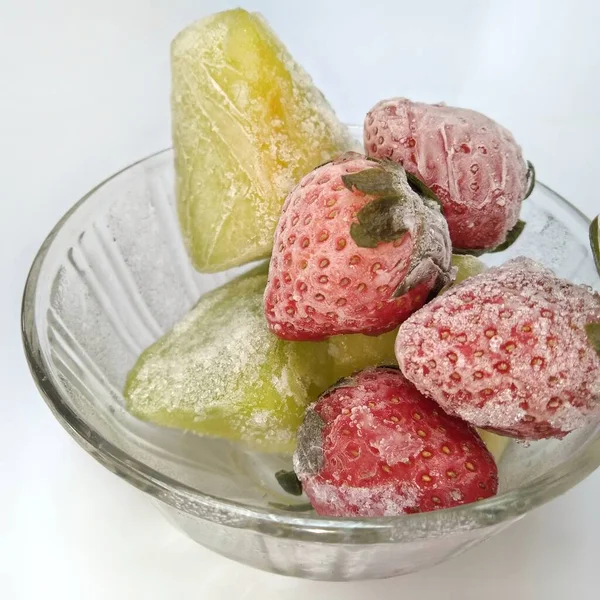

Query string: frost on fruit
171 8 355 273
440 258 511 458
294 367 498 517
124 265 398 453
294 406 326 475
265 153 454 341
342 160 453 297
327 328 398 382
124 264 327 452
364 98 530 251
396 257 600 440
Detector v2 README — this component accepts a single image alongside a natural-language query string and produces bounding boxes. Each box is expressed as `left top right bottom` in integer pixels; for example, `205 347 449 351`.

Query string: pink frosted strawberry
293 366 498 517
364 98 534 252
396 257 600 440
264 152 453 341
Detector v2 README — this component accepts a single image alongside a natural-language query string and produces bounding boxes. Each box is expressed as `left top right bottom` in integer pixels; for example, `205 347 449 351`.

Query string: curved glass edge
21 146 600 545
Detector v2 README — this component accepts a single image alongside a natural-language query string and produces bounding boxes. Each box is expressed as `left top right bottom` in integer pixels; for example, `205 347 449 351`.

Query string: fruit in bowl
123 5 600 520
396 257 600 440
294 366 499 517
264 152 453 340
23 6 600 581
364 98 534 253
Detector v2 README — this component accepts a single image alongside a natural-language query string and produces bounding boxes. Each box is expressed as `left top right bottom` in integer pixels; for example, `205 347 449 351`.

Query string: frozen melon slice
478 430 510 463
125 265 397 453
451 254 488 285
328 329 398 383
124 264 326 453
171 8 355 272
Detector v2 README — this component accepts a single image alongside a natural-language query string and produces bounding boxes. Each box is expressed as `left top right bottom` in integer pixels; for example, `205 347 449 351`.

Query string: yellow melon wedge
171 9 355 272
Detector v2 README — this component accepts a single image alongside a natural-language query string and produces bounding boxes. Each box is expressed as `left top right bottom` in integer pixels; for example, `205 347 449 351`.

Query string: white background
1 1 599 598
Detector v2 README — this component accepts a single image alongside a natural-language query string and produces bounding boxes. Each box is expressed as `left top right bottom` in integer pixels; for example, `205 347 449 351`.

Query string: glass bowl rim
21 145 600 545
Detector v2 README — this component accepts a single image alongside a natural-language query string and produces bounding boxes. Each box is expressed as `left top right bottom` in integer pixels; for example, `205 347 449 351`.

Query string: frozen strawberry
396 257 600 440
293 367 498 517
364 98 534 252
264 152 453 341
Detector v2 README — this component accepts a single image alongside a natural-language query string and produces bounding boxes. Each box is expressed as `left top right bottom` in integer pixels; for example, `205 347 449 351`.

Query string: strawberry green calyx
341 163 399 197
265 152 454 340
454 220 526 256
268 502 312 512
343 163 409 249
349 196 408 248
489 220 527 253
343 161 441 249
586 322 600 357
343 160 452 298
275 470 303 496
524 161 536 199
405 171 445 211
590 215 599 277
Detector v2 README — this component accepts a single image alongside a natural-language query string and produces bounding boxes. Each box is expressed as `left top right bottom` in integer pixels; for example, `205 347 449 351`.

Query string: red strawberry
364 98 533 251
396 257 600 440
264 152 453 341
293 367 498 517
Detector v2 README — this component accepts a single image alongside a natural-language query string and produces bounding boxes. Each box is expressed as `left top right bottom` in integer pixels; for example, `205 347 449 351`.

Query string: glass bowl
22 127 600 581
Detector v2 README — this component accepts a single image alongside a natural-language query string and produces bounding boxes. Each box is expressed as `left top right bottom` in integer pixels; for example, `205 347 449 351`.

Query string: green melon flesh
125 265 396 453
171 8 354 273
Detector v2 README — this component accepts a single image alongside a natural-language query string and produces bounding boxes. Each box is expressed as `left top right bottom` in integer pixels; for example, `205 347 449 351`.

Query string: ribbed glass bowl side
21 143 600 579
